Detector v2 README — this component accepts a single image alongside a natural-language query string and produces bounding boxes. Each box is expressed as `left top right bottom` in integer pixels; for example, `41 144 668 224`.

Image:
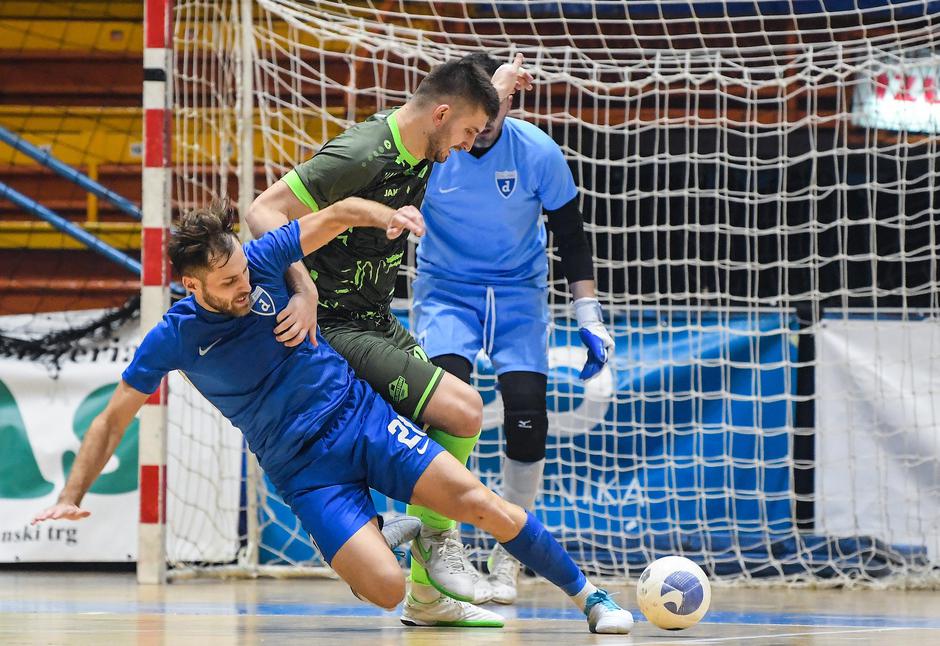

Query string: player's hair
412 57 500 120
168 201 239 278
461 52 501 78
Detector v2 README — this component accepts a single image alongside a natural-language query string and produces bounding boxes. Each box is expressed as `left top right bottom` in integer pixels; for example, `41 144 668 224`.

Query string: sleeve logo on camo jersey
495 169 517 198
388 376 409 403
250 286 276 316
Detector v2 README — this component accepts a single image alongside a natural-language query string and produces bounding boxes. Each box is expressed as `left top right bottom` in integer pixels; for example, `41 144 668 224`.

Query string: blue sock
500 511 586 596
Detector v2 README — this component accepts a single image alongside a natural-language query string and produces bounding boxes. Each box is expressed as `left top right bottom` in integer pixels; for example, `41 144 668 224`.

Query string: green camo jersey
282 109 431 322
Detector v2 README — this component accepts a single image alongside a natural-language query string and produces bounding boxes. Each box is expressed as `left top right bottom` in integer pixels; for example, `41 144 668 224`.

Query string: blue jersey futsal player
31 199 632 634
414 53 616 604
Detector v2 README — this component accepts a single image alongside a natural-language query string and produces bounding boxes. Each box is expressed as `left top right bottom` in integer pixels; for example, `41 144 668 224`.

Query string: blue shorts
412 275 550 375
271 379 445 564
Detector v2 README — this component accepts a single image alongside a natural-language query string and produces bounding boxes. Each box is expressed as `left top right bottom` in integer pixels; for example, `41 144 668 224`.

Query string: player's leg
485 370 548 603
430 354 473 385
360 394 503 628
331 518 407 609
322 318 489 603
282 478 408 609
410 451 633 634
485 283 552 602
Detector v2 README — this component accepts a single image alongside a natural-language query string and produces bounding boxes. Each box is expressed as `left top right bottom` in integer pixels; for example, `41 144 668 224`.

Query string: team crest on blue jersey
250 286 276 316
495 170 517 199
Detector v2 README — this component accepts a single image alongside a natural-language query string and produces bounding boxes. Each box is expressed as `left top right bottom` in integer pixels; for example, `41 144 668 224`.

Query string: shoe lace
490 551 520 583
586 589 621 613
438 534 479 574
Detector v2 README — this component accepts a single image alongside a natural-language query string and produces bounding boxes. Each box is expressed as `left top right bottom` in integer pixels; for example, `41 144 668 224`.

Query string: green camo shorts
320 315 444 422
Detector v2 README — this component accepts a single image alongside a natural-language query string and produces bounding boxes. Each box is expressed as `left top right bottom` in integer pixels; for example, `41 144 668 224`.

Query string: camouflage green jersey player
247 54 535 625
283 109 431 324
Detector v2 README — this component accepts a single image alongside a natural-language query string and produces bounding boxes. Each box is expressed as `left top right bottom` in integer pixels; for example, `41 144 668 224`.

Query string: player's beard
426 125 455 163
204 288 252 317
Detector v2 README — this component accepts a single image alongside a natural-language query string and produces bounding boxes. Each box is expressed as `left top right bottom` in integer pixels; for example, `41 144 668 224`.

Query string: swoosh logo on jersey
413 534 433 564
438 186 461 194
198 338 222 356
415 438 430 455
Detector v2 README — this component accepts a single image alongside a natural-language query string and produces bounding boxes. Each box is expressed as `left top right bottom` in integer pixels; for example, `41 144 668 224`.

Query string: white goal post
147 0 940 588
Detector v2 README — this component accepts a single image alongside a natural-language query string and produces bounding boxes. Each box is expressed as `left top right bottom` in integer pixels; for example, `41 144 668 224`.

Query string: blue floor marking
2 598 939 630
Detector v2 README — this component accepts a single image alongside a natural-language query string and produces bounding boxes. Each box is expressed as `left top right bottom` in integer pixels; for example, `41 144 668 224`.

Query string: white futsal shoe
584 589 634 634
486 544 521 605
381 514 422 552
410 525 493 603
400 582 504 628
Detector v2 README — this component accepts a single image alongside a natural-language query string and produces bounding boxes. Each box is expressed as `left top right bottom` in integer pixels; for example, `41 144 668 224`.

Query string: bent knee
362 572 406 610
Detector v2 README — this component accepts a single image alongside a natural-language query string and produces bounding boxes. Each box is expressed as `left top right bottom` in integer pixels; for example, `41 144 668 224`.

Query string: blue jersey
417 117 578 286
122 221 355 480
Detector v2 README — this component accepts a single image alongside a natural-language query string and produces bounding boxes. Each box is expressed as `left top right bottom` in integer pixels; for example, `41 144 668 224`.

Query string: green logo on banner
62 383 139 494
0 380 54 499
0 379 139 499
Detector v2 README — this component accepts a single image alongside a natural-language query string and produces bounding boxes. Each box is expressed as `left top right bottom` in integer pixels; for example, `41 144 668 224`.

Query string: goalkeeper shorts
412 274 550 375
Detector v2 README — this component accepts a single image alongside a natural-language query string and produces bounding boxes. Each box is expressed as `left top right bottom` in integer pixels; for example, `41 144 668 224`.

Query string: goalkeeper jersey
417 117 578 287
121 221 355 480
283 109 432 322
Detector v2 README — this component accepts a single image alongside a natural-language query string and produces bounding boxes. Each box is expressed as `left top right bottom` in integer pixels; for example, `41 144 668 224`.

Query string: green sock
408 429 480 585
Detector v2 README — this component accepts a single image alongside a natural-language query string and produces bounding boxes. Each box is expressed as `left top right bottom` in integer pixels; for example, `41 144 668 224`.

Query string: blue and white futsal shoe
584 589 634 634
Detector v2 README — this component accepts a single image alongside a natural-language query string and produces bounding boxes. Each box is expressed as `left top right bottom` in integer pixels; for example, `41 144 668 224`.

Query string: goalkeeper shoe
400 583 504 628
410 525 492 603
486 544 521 605
584 589 634 634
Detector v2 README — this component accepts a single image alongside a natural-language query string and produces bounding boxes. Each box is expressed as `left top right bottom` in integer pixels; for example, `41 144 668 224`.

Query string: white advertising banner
0 341 139 562
816 318 940 560
0 312 242 563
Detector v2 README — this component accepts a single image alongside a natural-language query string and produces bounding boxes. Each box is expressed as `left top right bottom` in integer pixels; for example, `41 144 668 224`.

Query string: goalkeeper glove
574 297 614 381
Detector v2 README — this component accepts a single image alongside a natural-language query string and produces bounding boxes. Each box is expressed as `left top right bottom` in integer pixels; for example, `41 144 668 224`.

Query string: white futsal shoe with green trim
410 525 493 603
400 582 504 628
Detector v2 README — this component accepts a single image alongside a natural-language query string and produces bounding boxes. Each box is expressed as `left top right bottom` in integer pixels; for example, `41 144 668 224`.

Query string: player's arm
545 196 614 380
247 180 321 346
31 381 149 524
296 197 424 255
490 53 534 101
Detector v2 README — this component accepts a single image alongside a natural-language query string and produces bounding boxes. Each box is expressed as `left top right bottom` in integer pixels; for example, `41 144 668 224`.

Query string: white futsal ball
636 556 711 630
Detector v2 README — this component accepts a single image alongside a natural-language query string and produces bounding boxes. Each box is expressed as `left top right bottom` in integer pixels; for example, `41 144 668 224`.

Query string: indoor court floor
2 571 939 645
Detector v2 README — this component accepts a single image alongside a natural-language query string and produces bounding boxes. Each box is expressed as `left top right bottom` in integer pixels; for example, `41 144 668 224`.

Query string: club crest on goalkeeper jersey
283 109 432 322
418 117 578 287
121 221 355 480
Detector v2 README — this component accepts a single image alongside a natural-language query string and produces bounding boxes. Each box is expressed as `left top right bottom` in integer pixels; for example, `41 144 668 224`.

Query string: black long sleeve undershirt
545 196 594 285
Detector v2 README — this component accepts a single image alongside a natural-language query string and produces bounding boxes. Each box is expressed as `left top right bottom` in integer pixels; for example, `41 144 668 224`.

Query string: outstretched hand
387 205 426 239
491 53 534 100
32 502 90 525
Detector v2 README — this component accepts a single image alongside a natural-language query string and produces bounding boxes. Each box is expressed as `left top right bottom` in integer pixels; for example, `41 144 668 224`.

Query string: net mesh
167 0 940 586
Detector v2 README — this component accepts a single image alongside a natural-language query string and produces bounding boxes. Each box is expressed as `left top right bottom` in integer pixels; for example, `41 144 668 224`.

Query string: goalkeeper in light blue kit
414 53 616 604
31 200 632 634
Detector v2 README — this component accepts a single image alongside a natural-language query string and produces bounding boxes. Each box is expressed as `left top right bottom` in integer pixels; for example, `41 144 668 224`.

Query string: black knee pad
499 371 549 462
431 353 472 385
504 409 549 462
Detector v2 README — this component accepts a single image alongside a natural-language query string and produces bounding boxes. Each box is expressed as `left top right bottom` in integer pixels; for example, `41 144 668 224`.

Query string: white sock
502 457 545 509
409 580 440 603
570 580 599 612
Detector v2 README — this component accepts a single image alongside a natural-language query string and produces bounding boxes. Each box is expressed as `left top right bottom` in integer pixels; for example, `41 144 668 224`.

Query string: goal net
166 0 940 587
